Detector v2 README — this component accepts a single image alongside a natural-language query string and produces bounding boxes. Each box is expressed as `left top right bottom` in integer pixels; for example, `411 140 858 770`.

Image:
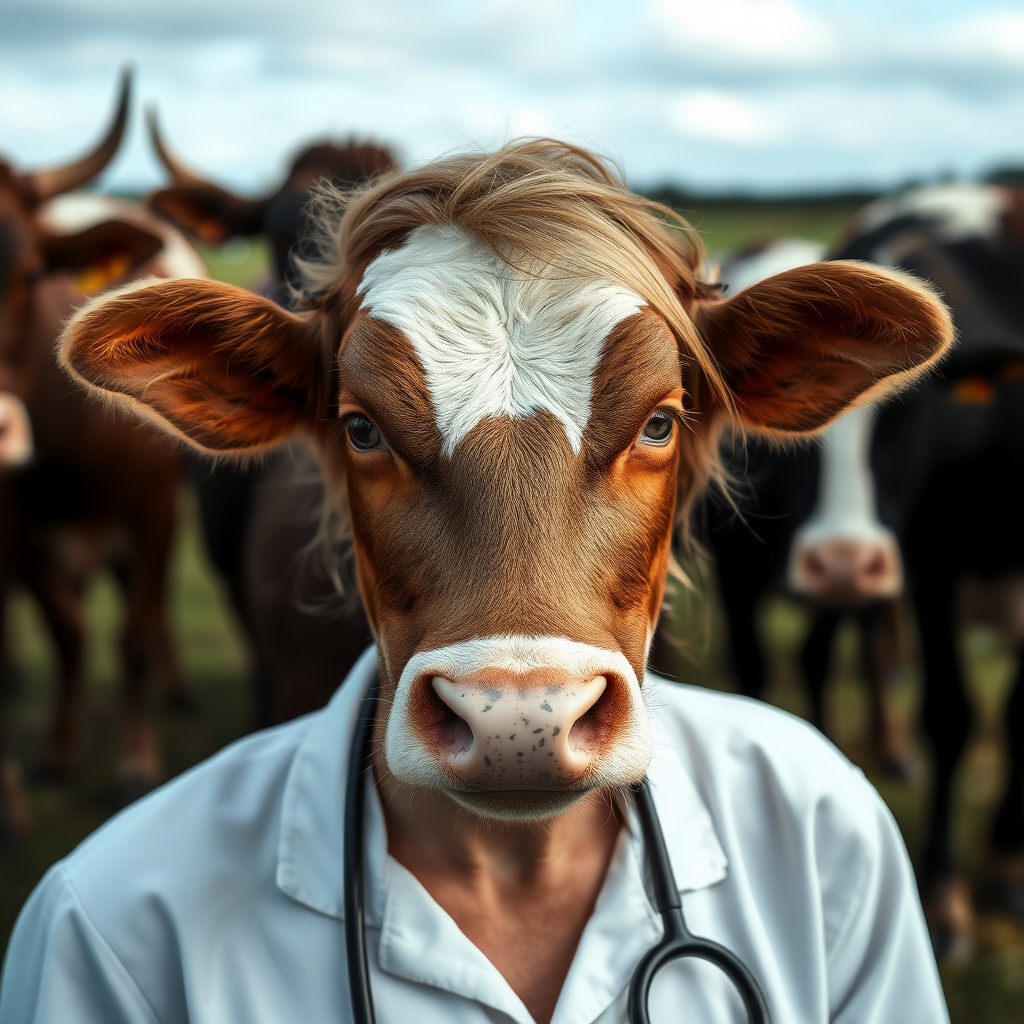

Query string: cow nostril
424 678 474 754
804 550 828 582
863 552 886 579
567 678 618 754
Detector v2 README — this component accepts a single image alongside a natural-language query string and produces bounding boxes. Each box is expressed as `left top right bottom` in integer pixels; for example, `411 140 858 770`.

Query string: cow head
0 69 168 462
60 141 953 820
145 109 398 288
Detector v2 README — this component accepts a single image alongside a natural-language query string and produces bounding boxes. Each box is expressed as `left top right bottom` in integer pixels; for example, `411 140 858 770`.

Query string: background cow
144 114 394 726
703 238 912 776
821 182 1024 959
0 72 206 846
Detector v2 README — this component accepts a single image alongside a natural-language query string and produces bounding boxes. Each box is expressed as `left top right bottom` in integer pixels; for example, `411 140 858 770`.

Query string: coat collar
276 646 728 923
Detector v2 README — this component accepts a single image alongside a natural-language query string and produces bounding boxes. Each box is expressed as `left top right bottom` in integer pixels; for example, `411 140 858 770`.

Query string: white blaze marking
856 184 1007 243
358 224 645 456
788 405 894 552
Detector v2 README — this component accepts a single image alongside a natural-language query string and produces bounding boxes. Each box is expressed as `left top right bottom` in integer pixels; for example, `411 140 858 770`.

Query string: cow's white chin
385 634 653 811
447 788 591 822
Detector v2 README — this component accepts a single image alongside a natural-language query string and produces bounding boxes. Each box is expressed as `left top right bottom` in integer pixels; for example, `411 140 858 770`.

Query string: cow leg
799 608 841 734
0 753 31 851
916 575 975 961
988 647 1024 915
858 601 914 779
22 569 87 780
717 584 767 700
113 498 180 805
0 585 31 846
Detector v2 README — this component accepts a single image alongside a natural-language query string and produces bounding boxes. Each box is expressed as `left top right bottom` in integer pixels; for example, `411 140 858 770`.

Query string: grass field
2 206 1023 1020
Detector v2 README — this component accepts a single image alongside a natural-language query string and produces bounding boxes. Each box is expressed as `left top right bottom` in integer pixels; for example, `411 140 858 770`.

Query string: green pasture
2 206 1023 1021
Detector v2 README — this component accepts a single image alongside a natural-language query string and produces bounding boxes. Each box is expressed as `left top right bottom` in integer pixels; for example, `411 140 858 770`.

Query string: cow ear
692 261 953 433
148 185 268 244
59 278 327 453
42 220 164 279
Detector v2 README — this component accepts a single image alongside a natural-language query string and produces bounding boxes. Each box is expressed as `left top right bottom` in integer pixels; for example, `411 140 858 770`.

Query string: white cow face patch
357 224 645 456
857 184 1007 244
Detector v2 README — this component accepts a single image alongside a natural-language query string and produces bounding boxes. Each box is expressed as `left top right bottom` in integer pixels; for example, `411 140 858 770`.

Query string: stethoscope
344 675 771 1024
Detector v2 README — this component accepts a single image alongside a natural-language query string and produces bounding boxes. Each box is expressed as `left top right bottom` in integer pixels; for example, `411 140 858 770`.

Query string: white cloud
648 0 833 62
0 0 1021 194
669 89 782 143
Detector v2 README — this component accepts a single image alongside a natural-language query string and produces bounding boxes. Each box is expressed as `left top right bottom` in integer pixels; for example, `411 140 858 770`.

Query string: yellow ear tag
74 253 134 294
952 375 995 405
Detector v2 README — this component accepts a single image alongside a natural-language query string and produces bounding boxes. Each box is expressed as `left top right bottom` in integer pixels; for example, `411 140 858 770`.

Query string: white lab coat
0 646 947 1023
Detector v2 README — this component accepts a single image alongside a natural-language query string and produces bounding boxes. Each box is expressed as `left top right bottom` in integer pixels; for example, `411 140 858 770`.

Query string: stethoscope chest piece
627 778 771 1024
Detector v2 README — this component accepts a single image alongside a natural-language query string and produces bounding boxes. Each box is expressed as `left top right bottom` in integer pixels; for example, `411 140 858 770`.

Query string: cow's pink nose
792 539 902 602
0 393 33 467
429 673 610 789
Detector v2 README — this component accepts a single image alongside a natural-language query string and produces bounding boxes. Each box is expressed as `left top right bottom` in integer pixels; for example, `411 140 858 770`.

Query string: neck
371 713 625 1024
375 750 623 885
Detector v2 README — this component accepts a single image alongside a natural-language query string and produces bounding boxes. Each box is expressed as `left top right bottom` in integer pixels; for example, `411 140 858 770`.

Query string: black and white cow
832 182 1024 958
703 239 912 776
716 188 1024 958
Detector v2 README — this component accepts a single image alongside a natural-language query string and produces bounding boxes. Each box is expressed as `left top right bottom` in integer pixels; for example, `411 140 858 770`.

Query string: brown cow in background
145 115 395 726
0 72 203 846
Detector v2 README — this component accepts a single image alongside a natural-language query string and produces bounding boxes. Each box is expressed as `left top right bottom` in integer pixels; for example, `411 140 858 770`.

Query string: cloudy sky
1 0 1022 196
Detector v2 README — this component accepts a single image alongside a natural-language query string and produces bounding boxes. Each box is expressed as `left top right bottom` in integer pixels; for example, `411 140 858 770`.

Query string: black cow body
710 191 1024 958
702 240 911 774
704 426 910 768
835 186 1024 954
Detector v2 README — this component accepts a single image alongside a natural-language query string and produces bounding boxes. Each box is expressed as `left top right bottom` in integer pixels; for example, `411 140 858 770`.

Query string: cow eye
640 411 674 446
347 415 386 451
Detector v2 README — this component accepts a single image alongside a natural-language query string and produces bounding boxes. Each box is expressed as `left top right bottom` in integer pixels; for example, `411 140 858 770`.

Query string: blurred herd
2 69 1024 978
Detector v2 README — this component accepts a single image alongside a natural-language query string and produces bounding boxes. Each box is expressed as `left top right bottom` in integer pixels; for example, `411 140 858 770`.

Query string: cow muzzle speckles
432 674 608 788
384 635 652 819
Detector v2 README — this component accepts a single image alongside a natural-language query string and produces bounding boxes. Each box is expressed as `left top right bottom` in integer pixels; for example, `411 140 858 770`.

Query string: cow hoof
0 759 33 851
923 875 975 964
164 687 199 714
29 759 75 785
988 853 1024 918
878 753 919 783
1 660 21 698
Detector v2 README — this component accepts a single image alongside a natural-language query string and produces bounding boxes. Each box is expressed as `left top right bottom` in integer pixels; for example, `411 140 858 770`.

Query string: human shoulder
647 678 901 949
646 676 880 830
62 711 319 910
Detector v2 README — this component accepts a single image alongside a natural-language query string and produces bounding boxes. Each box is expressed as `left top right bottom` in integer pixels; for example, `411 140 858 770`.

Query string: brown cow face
327 226 683 815
60 211 954 822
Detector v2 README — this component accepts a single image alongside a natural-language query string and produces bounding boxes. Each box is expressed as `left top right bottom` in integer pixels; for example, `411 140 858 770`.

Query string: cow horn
24 68 132 202
146 106 210 188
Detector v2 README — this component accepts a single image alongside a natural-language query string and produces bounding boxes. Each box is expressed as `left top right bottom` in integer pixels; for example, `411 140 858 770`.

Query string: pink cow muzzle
432 673 609 789
384 636 652 808
789 537 902 603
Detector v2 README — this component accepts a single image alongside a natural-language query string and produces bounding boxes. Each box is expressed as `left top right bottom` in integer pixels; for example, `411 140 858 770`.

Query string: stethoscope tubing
344 679 379 1024
627 779 771 1024
344 674 771 1024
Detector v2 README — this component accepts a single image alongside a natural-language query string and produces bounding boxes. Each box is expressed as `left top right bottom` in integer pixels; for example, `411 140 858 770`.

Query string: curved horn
146 105 210 188
25 68 132 202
